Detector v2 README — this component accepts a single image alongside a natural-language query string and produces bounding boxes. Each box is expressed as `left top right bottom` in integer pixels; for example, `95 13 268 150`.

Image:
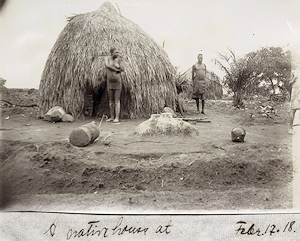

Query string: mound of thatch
135 113 199 136
181 68 223 100
38 2 176 119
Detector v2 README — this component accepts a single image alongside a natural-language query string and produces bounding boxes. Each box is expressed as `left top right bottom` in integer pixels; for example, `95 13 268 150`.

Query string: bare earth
0 93 297 213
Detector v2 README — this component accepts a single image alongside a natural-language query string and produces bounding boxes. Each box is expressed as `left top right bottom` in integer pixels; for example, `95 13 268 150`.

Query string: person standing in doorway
192 53 206 114
105 48 125 123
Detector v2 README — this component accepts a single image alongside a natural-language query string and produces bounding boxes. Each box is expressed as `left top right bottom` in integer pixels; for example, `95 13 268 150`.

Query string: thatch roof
38 2 176 119
181 67 223 99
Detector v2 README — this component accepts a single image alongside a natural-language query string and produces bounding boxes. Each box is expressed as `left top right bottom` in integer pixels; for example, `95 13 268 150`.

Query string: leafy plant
0 77 6 88
247 47 293 99
214 46 293 107
214 49 257 107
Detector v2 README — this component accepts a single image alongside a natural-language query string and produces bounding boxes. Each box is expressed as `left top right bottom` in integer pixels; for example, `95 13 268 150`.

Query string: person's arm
119 60 125 72
114 58 125 74
105 56 120 72
289 72 297 86
192 65 195 81
118 60 126 79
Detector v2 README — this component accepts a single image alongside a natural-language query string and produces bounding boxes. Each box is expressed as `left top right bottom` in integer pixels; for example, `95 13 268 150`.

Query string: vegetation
174 67 189 94
214 47 293 107
214 49 256 107
248 47 293 100
0 77 9 99
0 77 6 88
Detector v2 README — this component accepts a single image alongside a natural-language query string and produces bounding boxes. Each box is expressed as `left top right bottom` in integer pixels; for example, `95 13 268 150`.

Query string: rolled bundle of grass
38 2 177 119
69 122 100 147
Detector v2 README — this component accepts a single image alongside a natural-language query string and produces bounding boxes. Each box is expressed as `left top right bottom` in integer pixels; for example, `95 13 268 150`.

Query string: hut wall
38 2 177 119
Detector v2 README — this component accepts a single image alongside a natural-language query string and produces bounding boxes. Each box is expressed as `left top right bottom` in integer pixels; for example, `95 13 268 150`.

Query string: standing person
288 69 300 134
192 53 206 114
105 48 125 123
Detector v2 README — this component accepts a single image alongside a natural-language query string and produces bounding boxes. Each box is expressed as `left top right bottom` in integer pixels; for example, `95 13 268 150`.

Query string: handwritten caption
45 216 172 239
236 220 296 236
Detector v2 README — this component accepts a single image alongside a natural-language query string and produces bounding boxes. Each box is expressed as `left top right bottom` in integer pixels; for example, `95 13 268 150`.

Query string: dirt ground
0 89 298 213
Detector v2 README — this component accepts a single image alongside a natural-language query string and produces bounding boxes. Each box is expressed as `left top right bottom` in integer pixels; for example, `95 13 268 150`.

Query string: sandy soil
0 93 298 213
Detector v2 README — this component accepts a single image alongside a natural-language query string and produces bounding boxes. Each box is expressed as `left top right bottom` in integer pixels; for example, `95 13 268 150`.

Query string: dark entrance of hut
84 82 108 118
84 81 132 119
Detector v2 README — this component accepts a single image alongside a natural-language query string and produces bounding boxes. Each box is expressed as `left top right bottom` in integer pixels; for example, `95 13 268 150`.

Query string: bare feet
113 118 119 123
106 118 113 122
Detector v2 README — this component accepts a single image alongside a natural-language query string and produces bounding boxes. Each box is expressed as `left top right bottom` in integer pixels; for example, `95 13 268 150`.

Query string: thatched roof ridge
38 2 176 119
182 67 223 99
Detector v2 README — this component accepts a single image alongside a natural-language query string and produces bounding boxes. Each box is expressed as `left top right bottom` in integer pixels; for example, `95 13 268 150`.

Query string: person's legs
201 99 205 114
195 98 200 112
288 109 296 134
176 98 184 117
113 89 121 123
114 102 120 123
107 89 115 122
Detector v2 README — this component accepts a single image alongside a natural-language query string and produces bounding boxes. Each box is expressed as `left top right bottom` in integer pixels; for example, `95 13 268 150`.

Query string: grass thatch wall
182 67 223 100
38 2 176 119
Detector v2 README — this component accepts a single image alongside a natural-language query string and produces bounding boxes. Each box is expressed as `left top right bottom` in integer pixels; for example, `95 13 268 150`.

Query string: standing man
105 48 125 123
192 53 206 114
288 69 300 134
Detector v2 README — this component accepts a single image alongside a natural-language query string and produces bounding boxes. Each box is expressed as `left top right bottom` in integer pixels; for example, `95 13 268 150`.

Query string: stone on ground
43 106 66 122
135 113 198 136
62 114 74 122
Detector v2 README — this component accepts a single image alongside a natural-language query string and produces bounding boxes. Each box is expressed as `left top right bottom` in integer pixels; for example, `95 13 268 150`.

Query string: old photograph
0 0 300 214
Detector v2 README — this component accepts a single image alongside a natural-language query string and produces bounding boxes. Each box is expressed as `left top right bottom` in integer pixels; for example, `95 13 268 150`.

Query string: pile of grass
38 2 176 119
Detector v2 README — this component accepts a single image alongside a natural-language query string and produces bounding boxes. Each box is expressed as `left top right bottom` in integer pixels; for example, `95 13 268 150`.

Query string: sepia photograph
1 0 300 217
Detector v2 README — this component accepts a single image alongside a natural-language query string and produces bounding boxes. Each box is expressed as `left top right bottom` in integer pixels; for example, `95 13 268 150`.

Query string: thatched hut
38 2 176 119
181 67 223 100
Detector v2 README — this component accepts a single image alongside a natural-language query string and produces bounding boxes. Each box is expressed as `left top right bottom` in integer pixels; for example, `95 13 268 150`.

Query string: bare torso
105 56 124 90
193 63 206 80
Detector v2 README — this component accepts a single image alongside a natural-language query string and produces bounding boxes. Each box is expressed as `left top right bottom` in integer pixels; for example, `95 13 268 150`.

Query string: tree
247 47 293 99
0 77 6 88
214 49 257 107
0 77 9 100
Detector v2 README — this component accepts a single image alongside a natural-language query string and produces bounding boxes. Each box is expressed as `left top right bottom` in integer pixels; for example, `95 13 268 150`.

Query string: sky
0 0 300 88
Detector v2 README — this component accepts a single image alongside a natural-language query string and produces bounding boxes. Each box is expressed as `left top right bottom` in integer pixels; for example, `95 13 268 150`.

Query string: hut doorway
83 83 107 117
89 83 132 119
84 85 94 117
92 84 108 117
